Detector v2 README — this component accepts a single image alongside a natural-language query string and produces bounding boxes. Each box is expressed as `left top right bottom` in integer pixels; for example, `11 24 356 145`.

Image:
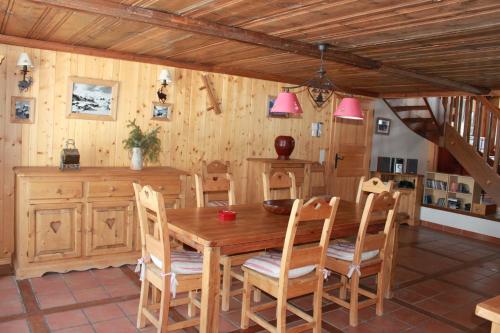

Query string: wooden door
327 99 374 202
28 203 82 262
85 201 134 256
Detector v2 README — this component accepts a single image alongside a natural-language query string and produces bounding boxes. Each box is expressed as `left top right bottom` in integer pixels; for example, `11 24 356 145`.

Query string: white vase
130 147 143 170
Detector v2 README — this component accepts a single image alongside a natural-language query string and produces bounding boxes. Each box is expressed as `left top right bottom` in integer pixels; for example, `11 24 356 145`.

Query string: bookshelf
371 172 423 226
423 172 481 212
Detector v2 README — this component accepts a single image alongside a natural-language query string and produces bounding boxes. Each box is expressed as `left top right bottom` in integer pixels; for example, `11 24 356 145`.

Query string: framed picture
266 95 288 118
67 77 119 121
152 102 173 121
11 96 35 124
375 117 391 135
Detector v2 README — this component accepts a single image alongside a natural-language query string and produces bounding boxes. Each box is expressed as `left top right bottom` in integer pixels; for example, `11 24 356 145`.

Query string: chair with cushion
133 183 203 332
355 176 394 204
195 164 261 311
323 191 401 327
240 196 340 332
262 170 297 201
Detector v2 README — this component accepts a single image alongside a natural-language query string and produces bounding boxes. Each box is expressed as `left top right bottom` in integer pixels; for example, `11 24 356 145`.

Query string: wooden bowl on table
262 199 295 215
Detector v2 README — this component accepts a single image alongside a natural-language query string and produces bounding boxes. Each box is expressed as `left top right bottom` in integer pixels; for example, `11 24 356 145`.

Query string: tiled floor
0 225 498 332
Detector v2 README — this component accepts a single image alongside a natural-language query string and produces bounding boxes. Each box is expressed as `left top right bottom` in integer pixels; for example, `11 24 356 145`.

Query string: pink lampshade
271 91 303 114
334 97 364 120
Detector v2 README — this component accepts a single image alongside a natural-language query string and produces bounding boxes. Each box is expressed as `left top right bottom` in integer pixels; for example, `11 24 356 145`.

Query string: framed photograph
67 77 119 121
375 117 391 135
152 102 173 121
11 96 35 124
266 95 288 118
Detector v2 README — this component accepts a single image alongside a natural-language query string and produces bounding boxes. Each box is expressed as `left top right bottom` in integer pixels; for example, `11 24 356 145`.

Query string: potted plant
122 119 161 170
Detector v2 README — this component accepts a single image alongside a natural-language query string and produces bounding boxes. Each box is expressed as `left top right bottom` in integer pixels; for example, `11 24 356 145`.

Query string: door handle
335 153 344 169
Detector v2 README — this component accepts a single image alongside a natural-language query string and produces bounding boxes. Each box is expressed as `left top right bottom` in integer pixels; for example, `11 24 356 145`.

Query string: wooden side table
476 295 500 333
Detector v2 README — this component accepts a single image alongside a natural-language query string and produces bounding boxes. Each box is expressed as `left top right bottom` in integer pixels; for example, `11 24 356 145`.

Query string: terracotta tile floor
0 225 498 332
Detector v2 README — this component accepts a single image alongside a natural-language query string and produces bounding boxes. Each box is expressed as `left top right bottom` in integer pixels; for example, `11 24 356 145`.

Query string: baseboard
421 220 500 245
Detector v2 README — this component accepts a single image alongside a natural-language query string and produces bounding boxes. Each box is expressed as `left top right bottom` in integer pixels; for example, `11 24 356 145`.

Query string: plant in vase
122 119 161 170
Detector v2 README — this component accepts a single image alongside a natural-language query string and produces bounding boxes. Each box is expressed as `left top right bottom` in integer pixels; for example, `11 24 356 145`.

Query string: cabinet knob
56 188 62 194
159 186 164 190
110 186 116 192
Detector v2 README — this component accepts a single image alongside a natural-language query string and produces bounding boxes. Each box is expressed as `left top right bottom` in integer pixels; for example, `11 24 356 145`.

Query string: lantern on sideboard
60 139 80 170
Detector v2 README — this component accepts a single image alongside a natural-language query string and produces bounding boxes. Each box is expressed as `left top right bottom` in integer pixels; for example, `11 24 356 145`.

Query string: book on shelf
425 179 448 190
436 197 446 207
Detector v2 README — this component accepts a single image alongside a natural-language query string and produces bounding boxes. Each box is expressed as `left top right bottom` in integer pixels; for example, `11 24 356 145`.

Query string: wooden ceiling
1 0 500 96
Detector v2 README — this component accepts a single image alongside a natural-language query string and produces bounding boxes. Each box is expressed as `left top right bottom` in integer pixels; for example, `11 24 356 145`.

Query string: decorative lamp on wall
157 69 172 103
333 97 364 120
17 52 34 92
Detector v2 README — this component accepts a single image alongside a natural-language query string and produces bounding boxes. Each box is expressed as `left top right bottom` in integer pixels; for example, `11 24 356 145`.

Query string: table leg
384 221 399 299
200 246 221 333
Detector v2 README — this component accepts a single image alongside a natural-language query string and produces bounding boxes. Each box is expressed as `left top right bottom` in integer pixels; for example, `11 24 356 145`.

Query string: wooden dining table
166 199 398 333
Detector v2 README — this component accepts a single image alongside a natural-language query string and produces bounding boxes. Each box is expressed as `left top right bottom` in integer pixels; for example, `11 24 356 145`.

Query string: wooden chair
355 176 394 204
240 196 340 332
262 171 297 201
311 162 328 197
133 183 203 332
323 191 401 327
195 165 260 311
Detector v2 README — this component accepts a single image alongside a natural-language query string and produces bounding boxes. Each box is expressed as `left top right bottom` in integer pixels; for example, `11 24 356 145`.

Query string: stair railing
441 96 500 176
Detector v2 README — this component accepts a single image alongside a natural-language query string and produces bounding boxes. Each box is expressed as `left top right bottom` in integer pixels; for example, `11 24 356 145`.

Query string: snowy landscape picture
152 102 173 121
67 77 118 121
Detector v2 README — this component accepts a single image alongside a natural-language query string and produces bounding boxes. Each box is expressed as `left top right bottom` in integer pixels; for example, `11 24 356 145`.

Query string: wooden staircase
384 96 500 205
383 98 441 144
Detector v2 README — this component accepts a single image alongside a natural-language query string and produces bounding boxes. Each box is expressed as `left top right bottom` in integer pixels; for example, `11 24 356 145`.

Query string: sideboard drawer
148 179 182 195
28 181 83 200
88 181 135 198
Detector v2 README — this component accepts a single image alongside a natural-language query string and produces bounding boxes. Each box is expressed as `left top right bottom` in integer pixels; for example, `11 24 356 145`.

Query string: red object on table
218 210 236 221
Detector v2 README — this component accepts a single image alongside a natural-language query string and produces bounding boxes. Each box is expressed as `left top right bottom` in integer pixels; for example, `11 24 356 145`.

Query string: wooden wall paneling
0 43 6 262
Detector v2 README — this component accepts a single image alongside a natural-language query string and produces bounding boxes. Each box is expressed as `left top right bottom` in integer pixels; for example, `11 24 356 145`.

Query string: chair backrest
202 160 231 178
310 162 327 196
278 196 340 291
133 183 171 274
352 191 401 266
194 173 236 208
262 171 297 201
355 176 394 203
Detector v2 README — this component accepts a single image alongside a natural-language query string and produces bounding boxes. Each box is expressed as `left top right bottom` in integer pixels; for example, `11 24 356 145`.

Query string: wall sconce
157 69 172 103
17 53 34 92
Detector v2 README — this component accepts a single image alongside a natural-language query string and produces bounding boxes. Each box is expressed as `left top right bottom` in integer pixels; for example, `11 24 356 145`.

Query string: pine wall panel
0 44 335 263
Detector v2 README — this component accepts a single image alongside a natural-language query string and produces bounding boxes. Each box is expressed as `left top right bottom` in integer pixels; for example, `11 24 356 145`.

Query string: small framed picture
375 117 391 135
152 102 173 121
67 76 119 121
11 96 35 124
267 95 288 118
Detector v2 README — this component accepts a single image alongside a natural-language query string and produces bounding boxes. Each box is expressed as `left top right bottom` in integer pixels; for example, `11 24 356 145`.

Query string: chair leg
158 283 170 333
312 280 323 333
339 275 348 299
221 257 232 312
375 272 384 316
137 279 150 329
188 290 196 318
276 297 287 333
349 274 360 327
253 288 262 303
240 273 251 329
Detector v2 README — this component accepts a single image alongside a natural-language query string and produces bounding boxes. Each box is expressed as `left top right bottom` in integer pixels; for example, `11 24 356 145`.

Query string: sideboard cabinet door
85 201 134 256
28 203 82 262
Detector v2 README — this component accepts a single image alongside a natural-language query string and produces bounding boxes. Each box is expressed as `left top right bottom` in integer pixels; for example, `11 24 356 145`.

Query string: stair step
391 105 429 112
403 118 433 123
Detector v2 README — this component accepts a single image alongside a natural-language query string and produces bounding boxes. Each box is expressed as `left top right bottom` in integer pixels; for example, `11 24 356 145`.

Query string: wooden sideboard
14 167 187 279
246 158 313 203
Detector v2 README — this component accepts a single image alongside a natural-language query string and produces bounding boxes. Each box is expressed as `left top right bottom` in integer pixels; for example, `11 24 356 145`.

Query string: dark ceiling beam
29 0 491 95
0 34 378 97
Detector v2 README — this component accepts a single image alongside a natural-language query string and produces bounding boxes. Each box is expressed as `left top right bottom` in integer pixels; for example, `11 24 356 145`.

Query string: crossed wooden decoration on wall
199 74 222 114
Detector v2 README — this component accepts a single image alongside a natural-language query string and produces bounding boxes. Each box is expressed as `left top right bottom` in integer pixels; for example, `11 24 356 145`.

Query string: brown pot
274 136 295 160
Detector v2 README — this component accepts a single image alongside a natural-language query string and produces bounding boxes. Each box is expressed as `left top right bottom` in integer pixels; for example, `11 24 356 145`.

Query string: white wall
370 99 430 174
